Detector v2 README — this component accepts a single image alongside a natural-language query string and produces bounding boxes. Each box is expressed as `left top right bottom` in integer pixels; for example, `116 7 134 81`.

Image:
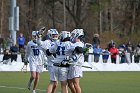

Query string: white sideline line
0 85 46 91
0 85 61 93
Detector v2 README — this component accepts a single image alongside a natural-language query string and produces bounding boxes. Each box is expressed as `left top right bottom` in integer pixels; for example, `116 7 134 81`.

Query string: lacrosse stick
36 27 47 37
89 63 100 71
21 66 27 73
39 27 46 34
67 62 92 69
89 62 105 75
53 54 92 69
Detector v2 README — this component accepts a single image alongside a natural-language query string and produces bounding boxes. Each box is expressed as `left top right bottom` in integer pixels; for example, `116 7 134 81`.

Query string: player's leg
32 72 40 91
67 79 76 93
69 59 83 93
28 71 36 90
72 77 81 93
67 65 76 93
46 81 58 93
46 66 58 93
32 64 43 92
51 81 58 93
25 65 27 72
61 80 68 93
59 67 69 93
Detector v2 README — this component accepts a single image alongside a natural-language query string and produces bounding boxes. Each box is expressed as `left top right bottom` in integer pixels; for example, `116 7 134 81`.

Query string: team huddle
25 28 85 93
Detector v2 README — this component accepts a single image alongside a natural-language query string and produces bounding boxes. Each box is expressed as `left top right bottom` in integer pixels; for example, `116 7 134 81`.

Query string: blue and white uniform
49 40 74 81
37 29 59 81
38 38 59 79
68 29 85 79
68 41 84 79
25 40 45 73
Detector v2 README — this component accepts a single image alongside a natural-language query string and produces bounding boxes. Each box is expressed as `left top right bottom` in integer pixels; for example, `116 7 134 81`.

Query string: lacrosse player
37 28 59 93
25 31 45 93
46 29 60 93
68 29 85 93
46 31 74 93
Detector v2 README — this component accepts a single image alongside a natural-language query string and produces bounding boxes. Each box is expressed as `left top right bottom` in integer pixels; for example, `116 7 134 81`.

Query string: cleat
32 90 36 93
27 82 31 90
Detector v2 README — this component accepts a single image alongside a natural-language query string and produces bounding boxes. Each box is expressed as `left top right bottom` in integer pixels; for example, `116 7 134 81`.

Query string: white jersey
48 40 74 81
37 38 52 50
40 40 52 50
72 41 84 64
37 38 59 53
25 40 45 65
68 41 84 79
73 41 84 48
37 39 58 66
49 41 74 63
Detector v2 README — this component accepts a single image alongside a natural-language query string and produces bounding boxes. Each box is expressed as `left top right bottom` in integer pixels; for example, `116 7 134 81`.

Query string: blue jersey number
56 46 65 55
33 49 39 56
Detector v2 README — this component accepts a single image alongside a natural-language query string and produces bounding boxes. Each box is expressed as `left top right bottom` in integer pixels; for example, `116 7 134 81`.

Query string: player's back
50 41 73 63
73 41 85 64
56 41 73 58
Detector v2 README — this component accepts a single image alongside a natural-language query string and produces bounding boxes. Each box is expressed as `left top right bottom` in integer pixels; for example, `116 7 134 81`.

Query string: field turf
0 71 140 93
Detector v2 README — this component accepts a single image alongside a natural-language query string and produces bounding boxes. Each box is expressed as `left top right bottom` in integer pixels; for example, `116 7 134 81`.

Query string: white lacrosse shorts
29 62 43 73
67 65 83 79
50 66 68 81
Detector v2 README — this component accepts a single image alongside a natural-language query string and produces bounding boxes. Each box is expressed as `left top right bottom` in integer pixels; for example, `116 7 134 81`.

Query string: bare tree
59 0 90 28
0 0 4 35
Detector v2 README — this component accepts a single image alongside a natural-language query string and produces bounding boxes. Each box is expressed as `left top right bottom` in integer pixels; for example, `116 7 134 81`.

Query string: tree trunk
131 2 136 34
110 0 113 32
52 0 55 28
98 0 102 33
99 10 102 33
0 0 4 35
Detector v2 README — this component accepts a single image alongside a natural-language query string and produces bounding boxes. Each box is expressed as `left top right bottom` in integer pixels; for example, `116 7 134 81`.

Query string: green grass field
0 71 140 93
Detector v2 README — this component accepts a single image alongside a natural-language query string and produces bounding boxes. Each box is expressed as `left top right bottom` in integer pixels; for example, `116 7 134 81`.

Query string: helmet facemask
32 31 38 43
47 29 59 41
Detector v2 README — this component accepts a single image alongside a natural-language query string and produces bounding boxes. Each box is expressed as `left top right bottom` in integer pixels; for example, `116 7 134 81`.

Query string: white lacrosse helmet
59 31 71 41
32 31 37 36
47 29 59 40
32 31 38 42
71 29 84 42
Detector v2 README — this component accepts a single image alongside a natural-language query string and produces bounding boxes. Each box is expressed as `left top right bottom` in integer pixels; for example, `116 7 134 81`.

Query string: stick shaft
82 65 92 69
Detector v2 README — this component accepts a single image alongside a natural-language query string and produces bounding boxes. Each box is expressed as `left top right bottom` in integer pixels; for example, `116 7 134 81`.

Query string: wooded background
0 0 140 47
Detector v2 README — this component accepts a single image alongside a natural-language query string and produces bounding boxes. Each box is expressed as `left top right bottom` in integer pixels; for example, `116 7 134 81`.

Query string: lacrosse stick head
36 27 46 37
